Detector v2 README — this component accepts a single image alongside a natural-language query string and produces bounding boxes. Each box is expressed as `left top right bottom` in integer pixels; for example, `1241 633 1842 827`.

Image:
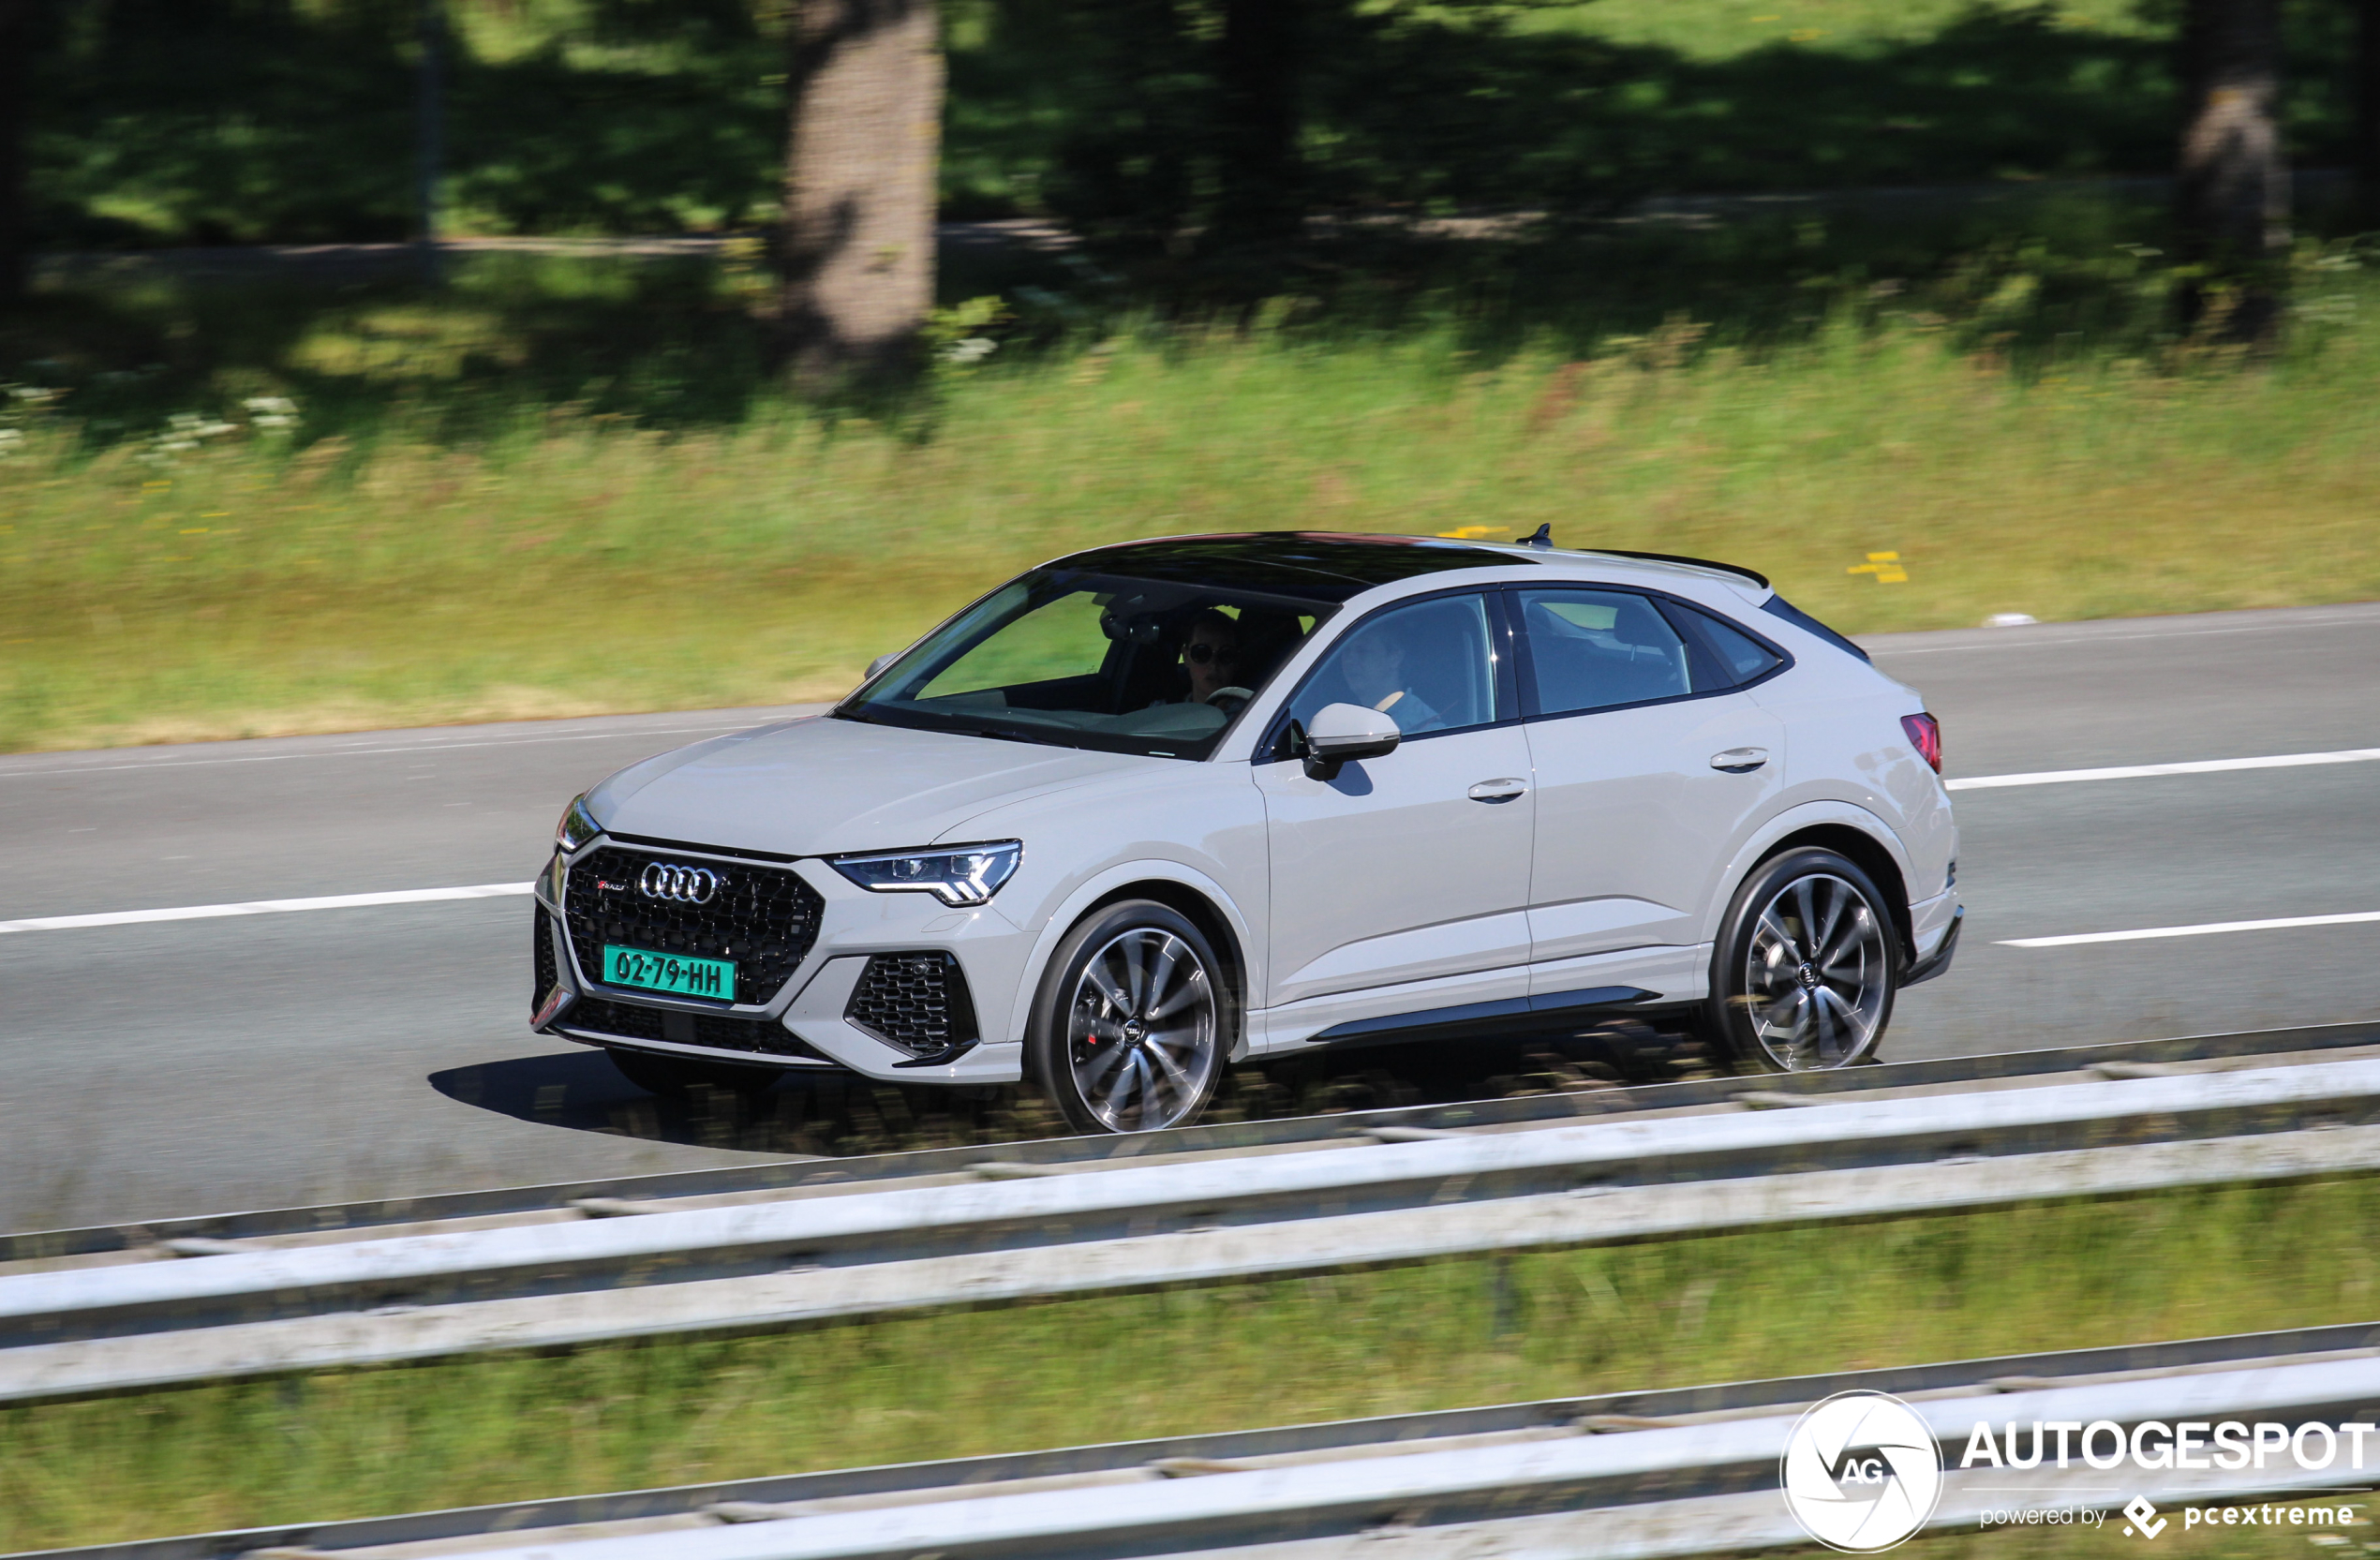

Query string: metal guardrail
18 1320 2380 1560
4 1052 2379 1404
7 1018 2375 1269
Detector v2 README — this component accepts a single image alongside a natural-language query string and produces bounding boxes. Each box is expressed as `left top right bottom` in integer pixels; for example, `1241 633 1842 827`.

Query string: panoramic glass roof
1049 532 1533 602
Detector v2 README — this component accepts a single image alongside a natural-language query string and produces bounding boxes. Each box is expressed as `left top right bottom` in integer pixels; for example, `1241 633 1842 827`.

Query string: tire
1705 847 1900 1074
606 1047 781 1103
1027 899 1231 1134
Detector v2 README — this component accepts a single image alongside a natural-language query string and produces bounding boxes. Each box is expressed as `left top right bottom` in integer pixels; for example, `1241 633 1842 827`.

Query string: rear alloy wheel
1029 900 1228 1134
1707 847 1899 1074
606 1047 781 1104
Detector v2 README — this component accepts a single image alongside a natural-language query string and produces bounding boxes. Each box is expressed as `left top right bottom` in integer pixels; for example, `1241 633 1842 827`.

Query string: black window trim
1760 593 1871 662
1504 582 1794 726
1254 583 1524 765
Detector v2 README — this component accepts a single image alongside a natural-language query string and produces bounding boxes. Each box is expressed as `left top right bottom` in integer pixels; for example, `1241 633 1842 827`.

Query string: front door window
1284 593 1499 741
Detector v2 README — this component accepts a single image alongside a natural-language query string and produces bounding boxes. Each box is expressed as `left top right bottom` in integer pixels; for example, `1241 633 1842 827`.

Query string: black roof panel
1050 532 1528 601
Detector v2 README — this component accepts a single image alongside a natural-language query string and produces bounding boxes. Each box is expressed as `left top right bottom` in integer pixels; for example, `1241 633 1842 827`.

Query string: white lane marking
2001 911 2380 949
0 724 754 780
1869 613 2380 655
1948 748 2380 791
0 883 533 934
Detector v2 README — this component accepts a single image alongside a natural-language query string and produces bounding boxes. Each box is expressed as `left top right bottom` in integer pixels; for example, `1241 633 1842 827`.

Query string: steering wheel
1203 686 1255 716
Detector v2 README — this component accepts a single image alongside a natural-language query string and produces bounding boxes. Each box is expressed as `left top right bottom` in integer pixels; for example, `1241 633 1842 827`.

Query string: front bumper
530 839 1032 1085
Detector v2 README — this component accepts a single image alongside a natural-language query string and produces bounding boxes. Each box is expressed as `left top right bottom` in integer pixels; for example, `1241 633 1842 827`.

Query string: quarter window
1285 593 1497 739
1515 588 1694 715
1663 601 1785 687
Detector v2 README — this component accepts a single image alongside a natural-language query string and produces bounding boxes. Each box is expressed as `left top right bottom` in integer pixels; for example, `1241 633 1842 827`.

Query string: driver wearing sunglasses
1179 608 1245 706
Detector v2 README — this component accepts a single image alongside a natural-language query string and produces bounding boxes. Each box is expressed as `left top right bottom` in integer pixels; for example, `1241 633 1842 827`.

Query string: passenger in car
1336 620 1445 732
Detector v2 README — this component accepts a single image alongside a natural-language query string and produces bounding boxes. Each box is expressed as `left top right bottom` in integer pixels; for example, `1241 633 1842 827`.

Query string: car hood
585 714 1161 857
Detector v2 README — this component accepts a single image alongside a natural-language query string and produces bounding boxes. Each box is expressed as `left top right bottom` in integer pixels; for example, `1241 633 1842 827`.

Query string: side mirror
865 652 900 682
1303 702 1400 781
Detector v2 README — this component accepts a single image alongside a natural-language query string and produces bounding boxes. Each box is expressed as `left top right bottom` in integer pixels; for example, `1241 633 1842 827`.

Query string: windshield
836 570 1337 759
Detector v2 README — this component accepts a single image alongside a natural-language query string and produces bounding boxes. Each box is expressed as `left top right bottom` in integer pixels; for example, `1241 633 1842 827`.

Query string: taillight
1901 712 1942 774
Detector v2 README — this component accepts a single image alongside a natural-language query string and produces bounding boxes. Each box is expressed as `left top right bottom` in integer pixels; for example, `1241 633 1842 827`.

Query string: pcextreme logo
1780 1390 1947 1553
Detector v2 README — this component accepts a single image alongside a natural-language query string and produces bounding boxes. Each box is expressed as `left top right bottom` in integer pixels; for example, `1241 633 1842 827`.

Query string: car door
1512 587 1787 989
1252 590 1536 1023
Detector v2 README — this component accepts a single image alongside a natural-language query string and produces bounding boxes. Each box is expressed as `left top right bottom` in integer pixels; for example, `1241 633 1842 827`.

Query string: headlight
556 794 602 853
831 841 1021 906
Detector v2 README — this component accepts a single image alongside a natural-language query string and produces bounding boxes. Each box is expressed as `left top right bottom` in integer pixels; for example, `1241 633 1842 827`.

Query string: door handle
1467 778 1530 802
1710 748 1769 773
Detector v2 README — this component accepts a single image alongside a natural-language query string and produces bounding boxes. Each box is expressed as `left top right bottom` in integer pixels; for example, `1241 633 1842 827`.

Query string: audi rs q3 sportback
530 531 1962 1134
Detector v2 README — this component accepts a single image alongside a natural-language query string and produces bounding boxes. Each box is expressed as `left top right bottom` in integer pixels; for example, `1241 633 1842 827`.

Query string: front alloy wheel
1031 901 1227 1133
1709 847 1899 1073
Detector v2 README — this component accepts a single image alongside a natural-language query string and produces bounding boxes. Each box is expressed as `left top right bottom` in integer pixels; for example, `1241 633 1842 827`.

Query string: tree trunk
0 0 33 306
2174 0 2286 335
1211 0 1302 250
2356 0 2380 219
779 0 944 386
416 0 446 286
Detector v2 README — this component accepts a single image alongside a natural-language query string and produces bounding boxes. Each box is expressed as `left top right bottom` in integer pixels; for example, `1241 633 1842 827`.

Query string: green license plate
602 945 736 1001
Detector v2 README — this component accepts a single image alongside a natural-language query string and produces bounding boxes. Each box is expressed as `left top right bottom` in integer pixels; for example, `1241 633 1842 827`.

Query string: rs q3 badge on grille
639 863 725 904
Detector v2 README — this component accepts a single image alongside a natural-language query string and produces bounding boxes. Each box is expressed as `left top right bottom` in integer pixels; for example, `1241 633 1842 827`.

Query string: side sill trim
1308 985 1657 1045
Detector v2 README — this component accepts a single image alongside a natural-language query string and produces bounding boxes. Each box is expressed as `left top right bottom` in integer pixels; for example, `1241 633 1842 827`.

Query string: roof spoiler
1577 549 1770 590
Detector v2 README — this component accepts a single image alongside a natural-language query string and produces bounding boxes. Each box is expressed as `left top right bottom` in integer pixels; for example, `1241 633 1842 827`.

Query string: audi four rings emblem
639 863 725 903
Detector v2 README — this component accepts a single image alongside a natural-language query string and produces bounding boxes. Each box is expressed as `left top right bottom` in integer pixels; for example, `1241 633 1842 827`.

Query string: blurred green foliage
16 0 2373 249
3 222 2375 752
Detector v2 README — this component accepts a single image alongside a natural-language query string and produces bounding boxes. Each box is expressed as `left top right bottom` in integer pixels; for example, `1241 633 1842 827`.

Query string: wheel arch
1760 824 1915 963
1003 862 1258 1057
1707 801 1919 965
1082 880 1249 1018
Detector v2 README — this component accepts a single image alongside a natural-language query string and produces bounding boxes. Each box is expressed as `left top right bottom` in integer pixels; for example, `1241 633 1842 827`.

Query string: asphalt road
3 602 2376 1231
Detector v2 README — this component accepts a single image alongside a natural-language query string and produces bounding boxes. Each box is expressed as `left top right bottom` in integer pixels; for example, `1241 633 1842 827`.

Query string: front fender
1001 859 1262 1061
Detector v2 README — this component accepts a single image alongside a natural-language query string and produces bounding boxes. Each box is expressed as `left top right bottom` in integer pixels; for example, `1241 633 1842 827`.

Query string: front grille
563 845 824 1006
846 952 979 1057
560 996 829 1061
532 905 558 1014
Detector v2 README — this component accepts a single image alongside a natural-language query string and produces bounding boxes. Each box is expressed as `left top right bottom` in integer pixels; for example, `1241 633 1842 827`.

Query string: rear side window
1516 588 1696 715
1761 594 1870 662
1662 601 1785 687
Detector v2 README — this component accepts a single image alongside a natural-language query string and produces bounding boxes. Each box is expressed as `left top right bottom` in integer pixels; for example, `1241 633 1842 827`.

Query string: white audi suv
530 531 1961 1133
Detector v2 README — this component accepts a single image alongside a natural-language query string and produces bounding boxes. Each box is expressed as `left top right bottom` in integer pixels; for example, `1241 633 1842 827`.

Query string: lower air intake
846 952 979 1058
532 906 558 1016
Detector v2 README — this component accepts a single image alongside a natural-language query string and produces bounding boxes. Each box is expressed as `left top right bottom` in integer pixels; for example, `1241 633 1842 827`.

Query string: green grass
5 1178 2377 1551
1540 0 2157 57
6 241 2379 752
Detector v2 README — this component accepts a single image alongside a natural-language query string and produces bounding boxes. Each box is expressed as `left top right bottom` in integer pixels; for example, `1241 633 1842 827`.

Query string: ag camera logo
1781 1390 1946 1553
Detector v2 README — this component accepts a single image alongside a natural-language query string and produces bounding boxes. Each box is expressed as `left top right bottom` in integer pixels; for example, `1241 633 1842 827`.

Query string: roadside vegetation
4 1176 2375 1550
6 218 2378 752
7 0 2375 751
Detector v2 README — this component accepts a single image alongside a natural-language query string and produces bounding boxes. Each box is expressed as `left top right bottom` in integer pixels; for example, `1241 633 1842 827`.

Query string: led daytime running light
832 841 1021 907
